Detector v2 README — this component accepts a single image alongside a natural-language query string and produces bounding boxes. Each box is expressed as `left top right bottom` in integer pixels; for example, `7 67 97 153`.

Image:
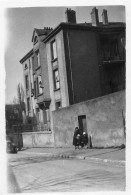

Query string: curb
84 156 125 167
9 151 125 167
56 154 125 167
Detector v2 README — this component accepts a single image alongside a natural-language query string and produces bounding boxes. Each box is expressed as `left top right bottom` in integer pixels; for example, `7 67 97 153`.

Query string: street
7 153 125 192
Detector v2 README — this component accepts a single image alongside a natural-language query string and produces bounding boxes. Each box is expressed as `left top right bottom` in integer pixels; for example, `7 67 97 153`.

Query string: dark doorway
78 115 87 133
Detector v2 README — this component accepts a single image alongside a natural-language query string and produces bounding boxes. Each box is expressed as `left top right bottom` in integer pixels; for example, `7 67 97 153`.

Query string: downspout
28 58 33 117
66 31 75 104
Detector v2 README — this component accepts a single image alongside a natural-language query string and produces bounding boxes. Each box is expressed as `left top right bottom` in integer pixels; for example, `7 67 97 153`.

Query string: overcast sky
5 6 125 103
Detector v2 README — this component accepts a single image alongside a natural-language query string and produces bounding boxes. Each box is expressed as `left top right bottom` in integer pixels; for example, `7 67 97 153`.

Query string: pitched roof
20 49 33 64
32 28 53 42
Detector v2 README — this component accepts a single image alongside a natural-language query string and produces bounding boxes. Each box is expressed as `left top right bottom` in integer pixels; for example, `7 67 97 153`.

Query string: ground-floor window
55 101 61 110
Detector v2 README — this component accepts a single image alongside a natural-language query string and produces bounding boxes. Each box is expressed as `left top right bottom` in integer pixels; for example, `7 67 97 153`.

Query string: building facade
44 8 125 109
20 28 53 132
20 7 125 136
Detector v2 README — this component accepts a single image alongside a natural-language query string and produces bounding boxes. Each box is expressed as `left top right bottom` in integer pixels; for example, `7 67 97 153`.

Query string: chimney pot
90 7 99 26
102 9 108 25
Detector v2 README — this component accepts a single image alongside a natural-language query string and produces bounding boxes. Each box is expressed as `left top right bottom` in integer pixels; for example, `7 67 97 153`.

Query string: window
25 64 28 69
53 69 60 90
36 51 40 67
25 75 29 90
36 77 39 95
56 101 61 110
34 81 37 97
34 36 38 44
36 76 43 95
38 75 43 94
51 40 57 60
29 59 31 69
32 56 34 69
27 98 30 112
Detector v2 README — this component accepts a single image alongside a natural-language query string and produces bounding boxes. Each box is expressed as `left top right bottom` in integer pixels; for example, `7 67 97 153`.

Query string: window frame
34 36 38 45
35 50 41 68
25 74 29 90
34 81 37 98
55 100 61 110
51 40 57 61
32 56 35 69
36 77 39 95
27 97 30 112
53 68 60 90
24 64 28 70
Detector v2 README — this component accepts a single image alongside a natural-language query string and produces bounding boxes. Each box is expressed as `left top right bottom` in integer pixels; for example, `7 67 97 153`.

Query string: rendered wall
64 29 101 104
22 132 54 147
52 90 125 147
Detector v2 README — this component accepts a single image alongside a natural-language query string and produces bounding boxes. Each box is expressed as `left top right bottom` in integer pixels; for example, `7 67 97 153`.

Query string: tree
6 83 26 135
17 83 25 104
17 83 25 124
12 83 26 124
13 96 18 104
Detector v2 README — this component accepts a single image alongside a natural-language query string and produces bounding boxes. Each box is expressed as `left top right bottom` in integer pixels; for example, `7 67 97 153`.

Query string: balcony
102 59 125 66
100 35 125 66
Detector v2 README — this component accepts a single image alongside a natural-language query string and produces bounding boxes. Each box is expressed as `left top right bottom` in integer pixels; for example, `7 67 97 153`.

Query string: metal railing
11 123 51 133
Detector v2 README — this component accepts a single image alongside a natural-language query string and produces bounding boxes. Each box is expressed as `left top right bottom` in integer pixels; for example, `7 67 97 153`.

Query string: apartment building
44 8 125 112
20 28 53 131
20 7 125 133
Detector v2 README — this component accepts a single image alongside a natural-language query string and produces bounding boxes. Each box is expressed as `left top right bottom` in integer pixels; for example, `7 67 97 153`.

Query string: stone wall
52 90 125 147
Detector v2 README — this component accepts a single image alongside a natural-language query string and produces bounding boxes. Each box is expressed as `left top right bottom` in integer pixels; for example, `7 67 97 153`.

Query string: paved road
8 154 125 192
7 164 21 193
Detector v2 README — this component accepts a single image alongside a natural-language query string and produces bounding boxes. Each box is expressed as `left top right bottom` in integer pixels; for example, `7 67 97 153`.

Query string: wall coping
52 90 125 113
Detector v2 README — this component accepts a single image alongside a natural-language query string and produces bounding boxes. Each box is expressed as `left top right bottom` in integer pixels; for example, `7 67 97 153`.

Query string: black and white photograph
0 0 129 193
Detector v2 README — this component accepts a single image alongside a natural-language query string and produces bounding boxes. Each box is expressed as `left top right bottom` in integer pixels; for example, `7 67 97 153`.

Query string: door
78 115 87 133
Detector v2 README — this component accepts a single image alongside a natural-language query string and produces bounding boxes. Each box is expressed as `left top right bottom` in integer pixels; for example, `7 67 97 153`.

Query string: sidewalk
18 147 125 166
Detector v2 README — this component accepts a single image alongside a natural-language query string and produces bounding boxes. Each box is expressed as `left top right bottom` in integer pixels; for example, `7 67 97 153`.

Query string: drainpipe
66 31 75 104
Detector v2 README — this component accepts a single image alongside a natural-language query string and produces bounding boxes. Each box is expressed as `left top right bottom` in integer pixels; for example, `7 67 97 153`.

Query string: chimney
102 9 108 25
90 7 99 26
65 8 76 23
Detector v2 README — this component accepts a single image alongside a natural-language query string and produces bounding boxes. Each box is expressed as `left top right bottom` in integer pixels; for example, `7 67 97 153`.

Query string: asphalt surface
7 149 126 192
7 164 21 193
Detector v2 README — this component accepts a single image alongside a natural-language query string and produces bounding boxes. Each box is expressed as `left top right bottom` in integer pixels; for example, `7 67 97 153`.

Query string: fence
12 123 51 133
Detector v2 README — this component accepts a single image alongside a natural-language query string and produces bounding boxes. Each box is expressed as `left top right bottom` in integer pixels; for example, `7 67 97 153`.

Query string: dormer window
34 36 38 45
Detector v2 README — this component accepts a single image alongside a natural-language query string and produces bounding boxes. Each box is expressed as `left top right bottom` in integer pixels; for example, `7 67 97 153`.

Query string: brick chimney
65 8 76 23
90 7 99 26
102 9 108 25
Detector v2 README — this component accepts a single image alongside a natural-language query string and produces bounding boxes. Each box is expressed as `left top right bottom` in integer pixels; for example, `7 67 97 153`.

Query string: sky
5 5 125 104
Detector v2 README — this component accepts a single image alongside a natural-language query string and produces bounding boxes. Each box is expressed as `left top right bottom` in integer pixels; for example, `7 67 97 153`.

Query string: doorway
78 115 87 134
